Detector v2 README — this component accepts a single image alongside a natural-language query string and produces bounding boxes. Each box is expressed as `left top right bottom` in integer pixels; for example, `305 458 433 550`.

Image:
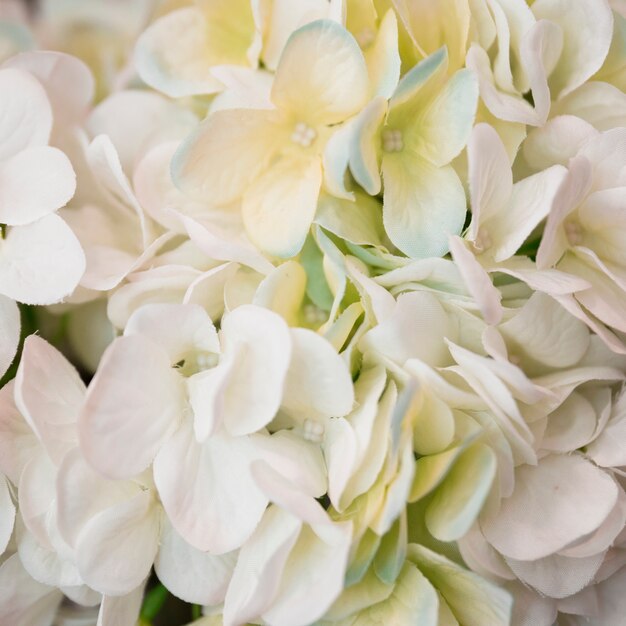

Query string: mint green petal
425 443 497 541
412 69 478 167
390 46 448 108
382 156 467 259
408 544 513 626
349 96 387 195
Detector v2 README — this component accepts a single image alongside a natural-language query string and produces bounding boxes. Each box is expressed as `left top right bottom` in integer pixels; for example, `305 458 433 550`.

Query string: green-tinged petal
392 0 470 72
389 46 447 109
242 155 322 258
364 10 401 99
373 513 407 585
382 155 466 259
315 192 384 246
172 108 287 206
425 443 497 541
332 561 439 626
272 19 369 125
408 544 512 626
406 68 478 167
349 96 387 195
409 446 465 503
135 8 223 97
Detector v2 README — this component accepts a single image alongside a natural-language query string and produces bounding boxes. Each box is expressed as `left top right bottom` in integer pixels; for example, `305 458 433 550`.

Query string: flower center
564 220 583 246
291 122 317 148
382 129 403 153
303 418 325 443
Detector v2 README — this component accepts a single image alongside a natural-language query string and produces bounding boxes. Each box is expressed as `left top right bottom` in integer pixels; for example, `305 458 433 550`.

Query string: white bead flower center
564 220 583 246
382 129 404 153
291 122 317 148
303 418 325 443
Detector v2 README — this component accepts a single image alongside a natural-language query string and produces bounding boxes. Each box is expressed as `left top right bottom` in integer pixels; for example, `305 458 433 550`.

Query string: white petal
223 505 302 626
0 381 39 485
0 67 51 159
155 519 236 605
262 521 353 626
448 236 503 326
0 474 15 554
15 335 83 464
0 214 85 305
154 421 267 553
0 146 75 225
271 19 368 125
0 294 19 379
97 585 145 626
80 335 185 479
281 328 354 424
481 454 618 561
360 291 457 368
542 391 597 452
217 304 292 436
3 51 94 125
125 303 219 364
77 490 159 596
533 0 614 97
467 123 512 236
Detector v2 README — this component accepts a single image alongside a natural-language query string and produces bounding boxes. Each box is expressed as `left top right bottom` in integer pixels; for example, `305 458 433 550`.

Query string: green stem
191 604 202 620
139 584 169 624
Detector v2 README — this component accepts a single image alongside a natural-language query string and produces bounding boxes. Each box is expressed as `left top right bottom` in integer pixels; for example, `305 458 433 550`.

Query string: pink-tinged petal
0 146 75 226
76 490 159 596
155 520 236 605
542 392 597 452
0 67 51 159
586 391 626 467
449 236 503 325
56 448 143 549
242 155 322 258
523 115 598 171
87 90 196 176
0 381 39 485
0 295 19 380
18 453 56 548
0 553 62 626
0 214 85 305
0 474 15 554
271 20 369 125
281 328 354 424
488 164 568 262
223 506 302 626
154 421 267 553
125 303 219 364
80 335 185 479
467 123 512 238
3 51 94 125
506 551 605 599
532 0 613 98
97 584 146 626
481 454 618 561
15 335 84 464
536 155 593 270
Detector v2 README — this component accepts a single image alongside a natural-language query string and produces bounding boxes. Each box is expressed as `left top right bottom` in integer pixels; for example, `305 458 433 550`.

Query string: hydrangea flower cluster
1 1 625 625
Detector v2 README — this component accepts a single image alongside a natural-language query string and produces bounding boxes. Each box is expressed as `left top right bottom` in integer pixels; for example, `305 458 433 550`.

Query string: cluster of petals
0 1 625 626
